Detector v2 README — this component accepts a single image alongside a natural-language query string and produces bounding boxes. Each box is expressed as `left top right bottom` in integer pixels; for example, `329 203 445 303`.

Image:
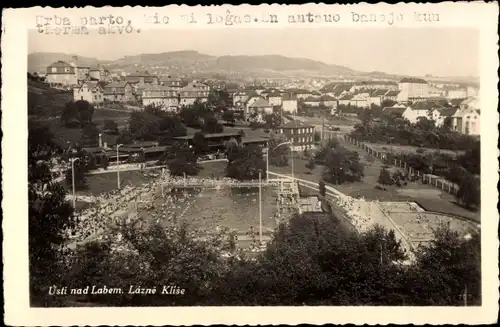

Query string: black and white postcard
2 3 499 326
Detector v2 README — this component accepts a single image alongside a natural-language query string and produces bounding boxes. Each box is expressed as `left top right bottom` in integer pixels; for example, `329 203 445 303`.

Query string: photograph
25 24 487 308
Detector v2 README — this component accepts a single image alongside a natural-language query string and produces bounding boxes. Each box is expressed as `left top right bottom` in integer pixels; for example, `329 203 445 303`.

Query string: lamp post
70 157 80 208
258 171 263 245
116 144 123 189
266 141 293 182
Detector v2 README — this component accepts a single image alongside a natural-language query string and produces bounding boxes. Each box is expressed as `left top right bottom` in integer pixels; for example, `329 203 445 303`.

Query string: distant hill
29 50 356 76
28 52 109 73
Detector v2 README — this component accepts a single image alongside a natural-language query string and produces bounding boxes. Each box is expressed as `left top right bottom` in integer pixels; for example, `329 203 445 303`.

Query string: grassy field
269 141 480 222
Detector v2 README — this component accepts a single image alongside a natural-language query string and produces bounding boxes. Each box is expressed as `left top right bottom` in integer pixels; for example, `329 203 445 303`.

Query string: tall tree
267 131 289 167
226 144 266 180
61 100 95 127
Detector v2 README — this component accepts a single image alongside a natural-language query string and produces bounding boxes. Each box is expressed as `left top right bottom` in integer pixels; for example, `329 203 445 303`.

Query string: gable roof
248 98 272 108
303 96 321 102
104 81 130 89
438 108 459 117
282 93 297 101
385 90 401 97
320 95 336 101
383 106 407 115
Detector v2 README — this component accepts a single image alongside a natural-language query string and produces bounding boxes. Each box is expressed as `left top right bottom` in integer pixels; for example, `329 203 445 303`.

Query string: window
51 67 57 73
81 96 83 100
65 67 70 73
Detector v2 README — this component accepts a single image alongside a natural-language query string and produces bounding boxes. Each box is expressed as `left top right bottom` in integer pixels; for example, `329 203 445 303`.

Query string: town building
233 91 250 107
281 93 298 114
454 107 480 136
88 65 111 82
320 95 338 108
248 98 273 115
125 71 159 86
294 89 313 100
368 89 388 106
446 88 468 99
398 77 429 102
382 90 402 102
160 76 185 90
45 60 78 86
142 86 180 111
267 92 283 107
303 96 322 107
73 81 104 104
351 81 398 91
276 121 316 152
103 81 135 102
178 80 210 106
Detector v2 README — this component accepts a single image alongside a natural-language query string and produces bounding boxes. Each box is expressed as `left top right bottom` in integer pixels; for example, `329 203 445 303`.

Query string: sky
28 28 479 77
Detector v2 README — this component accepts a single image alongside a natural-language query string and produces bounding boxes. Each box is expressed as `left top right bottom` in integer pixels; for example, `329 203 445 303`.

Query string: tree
318 180 326 197
202 114 224 133
103 119 119 134
456 172 480 210
61 100 95 127
116 129 134 145
404 227 481 305
305 157 316 173
158 142 199 176
128 111 160 141
222 110 236 123
322 146 364 184
80 124 100 148
263 112 282 129
226 144 266 180
377 168 393 190
193 132 209 155
442 116 453 131
267 131 289 167
28 123 75 304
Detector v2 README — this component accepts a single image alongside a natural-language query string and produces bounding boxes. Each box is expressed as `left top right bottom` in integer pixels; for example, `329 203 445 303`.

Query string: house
368 89 388 106
142 86 179 111
459 96 480 111
402 101 447 125
244 93 263 114
349 90 371 108
160 76 185 90
352 81 398 91
303 96 321 107
398 77 429 102
382 104 408 117
233 91 250 107
74 64 90 82
103 81 135 102
73 81 104 104
383 90 401 102
295 89 313 100
446 88 468 99
248 98 273 115
338 95 353 106
281 93 298 114
275 121 316 152
125 71 159 85
178 82 210 106
455 107 480 136
87 65 111 82
267 92 283 107
433 107 460 127
45 61 78 86
320 95 338 108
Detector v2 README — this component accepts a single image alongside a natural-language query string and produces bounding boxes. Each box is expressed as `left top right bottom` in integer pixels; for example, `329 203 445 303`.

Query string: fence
343 135 459 196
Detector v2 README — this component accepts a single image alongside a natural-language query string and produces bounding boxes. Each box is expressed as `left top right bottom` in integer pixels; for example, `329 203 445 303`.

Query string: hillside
28 52 109 73
28 79 72 117
29 50 356 76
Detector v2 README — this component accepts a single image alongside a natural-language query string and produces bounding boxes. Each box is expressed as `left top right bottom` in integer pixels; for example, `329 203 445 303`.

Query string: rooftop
399 77 428 84
248 98 272 108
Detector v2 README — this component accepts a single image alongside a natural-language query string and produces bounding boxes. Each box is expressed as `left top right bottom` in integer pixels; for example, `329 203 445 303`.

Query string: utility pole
463 285 468 306
322 116 325 142
380 243 383 265
259 171 263 245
